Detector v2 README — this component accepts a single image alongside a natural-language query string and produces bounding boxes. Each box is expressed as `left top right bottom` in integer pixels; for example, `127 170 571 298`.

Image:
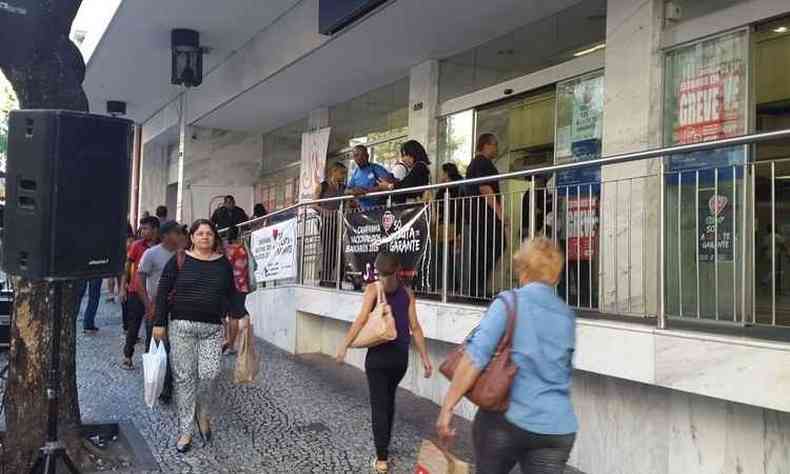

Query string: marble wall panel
655 333 790 413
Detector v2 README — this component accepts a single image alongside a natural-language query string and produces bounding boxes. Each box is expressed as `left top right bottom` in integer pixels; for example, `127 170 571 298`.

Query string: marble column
599 0 665 316
408 60 439 174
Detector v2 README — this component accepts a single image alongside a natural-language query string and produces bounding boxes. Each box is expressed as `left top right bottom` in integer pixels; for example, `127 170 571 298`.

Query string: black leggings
473 409 575 474
365 360 407 461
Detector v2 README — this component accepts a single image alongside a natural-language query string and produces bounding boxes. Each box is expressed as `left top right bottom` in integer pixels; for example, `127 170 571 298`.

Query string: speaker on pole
2 110 133 280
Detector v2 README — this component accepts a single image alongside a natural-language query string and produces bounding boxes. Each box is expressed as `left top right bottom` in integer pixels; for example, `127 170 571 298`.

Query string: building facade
86 1 790 472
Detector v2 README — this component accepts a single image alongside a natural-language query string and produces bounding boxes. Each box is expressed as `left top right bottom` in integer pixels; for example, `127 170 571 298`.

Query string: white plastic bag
142 339 167 409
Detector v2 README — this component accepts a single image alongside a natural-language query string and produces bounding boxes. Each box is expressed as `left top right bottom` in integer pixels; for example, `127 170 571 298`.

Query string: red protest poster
567 196 598 261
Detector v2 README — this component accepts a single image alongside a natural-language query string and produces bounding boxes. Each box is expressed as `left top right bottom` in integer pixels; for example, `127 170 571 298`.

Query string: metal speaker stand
29 281 80 474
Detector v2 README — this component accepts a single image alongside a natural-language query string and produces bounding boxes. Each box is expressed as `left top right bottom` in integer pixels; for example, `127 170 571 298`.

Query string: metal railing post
658 160 667 330
442 190 450 303
335 202 345 290
529 175 536 240
299 208 307 285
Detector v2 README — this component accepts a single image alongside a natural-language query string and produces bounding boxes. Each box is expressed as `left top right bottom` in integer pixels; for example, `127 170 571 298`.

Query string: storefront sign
665 31 748 170
698 191 733 262
343 204 430 285
566 196 598 261
251 218 298 281
299 127 331 202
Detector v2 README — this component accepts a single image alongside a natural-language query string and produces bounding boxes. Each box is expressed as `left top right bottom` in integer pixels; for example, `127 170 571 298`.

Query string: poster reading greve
343 204 431 285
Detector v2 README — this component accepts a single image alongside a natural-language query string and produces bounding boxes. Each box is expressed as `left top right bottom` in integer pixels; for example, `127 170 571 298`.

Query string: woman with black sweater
152 219 248 453
382 140 431 204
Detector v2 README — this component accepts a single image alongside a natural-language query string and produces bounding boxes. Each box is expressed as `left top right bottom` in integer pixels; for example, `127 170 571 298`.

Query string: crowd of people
71 133 578 472
74 196 255 453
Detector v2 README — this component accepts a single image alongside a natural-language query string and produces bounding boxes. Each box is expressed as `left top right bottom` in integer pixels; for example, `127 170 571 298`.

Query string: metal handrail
227 128 790 231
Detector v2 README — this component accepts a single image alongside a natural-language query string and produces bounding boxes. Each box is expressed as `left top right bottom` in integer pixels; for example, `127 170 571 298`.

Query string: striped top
154 253 248 327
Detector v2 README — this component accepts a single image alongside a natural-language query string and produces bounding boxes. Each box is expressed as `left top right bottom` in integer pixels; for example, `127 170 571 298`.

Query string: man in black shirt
465 133 505 298
210 195 249 231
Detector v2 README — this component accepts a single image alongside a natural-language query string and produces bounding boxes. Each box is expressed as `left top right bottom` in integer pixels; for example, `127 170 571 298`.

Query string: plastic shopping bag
233 317 260 384
414 440 470 474
143 339 167 409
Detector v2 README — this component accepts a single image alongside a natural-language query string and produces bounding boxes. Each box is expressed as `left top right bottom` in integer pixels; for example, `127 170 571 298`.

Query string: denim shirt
465 283 578 435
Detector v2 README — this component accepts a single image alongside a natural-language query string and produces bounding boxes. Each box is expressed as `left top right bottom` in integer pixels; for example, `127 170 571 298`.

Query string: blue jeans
76 279 102 330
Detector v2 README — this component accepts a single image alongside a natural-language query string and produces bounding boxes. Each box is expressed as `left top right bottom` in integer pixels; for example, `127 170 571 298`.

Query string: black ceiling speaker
106 100 127 116
171 29 203 88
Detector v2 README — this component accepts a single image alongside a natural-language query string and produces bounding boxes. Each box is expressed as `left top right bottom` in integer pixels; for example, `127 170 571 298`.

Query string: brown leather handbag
350 282 398 348
439 291 518 412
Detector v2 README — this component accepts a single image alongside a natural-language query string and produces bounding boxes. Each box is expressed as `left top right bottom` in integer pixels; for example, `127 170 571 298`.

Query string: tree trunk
0 2 88 471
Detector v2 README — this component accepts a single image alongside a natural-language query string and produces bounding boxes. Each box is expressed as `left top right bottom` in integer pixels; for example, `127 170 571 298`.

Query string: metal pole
299 209 307 284
695 171 701 319
442 191 450 303
529 176 536 239
335 202 344 290
714 168 720 320
658 160 667 329
732 165 737 322
741 163 747 325
677 173 682 317
772 161 776 325
589 184 593 309
176 88 188 222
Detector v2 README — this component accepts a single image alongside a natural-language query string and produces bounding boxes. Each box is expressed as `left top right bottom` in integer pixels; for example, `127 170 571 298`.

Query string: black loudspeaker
3 110 133 280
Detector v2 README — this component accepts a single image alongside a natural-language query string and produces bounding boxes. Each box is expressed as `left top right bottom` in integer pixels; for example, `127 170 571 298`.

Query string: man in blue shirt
346 145 393 209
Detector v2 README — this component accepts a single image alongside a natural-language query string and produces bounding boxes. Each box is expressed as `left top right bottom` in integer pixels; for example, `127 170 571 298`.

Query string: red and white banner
566 196 598 261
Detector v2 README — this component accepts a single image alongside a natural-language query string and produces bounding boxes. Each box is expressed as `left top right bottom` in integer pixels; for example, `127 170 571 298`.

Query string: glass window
328 78 409 155
753 16 790 324
438 0 606 103
437 110 475 175
475 89 556 175
261 117 308 174
662 30 749 321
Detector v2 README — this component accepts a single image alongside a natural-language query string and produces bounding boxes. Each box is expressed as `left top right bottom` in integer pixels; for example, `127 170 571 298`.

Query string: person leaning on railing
346 145 394 209
379 140 431 205
437 238 577 474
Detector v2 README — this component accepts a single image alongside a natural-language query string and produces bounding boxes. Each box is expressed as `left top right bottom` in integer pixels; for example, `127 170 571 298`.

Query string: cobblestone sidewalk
3 293 585 473
74 295 475 473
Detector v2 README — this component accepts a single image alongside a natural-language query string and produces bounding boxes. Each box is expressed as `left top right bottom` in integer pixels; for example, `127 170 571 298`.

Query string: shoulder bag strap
462 291 514 344
376 281 387 306
176 250 186 271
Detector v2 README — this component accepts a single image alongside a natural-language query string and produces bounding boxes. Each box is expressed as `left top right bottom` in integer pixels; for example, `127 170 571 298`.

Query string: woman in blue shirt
436 237 577 474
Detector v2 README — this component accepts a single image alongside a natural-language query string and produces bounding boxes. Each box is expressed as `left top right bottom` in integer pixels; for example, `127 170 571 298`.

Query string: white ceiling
83 0 301 119
85 0 585 134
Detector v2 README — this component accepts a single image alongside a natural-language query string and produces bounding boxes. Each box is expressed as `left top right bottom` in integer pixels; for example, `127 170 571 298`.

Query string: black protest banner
343 204 431 285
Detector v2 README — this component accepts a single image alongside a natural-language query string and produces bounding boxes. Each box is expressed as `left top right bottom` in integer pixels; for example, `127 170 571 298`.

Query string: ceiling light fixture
574 43 606 57
773 26 788 33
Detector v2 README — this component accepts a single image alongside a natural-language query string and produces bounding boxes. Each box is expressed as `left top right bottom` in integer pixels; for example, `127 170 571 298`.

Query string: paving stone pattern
2 293 585 473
